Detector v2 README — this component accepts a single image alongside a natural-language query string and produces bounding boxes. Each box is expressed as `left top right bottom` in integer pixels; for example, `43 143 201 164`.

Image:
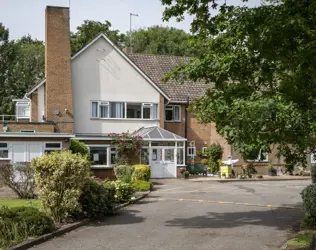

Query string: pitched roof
132 126 186 141
127 53 210 102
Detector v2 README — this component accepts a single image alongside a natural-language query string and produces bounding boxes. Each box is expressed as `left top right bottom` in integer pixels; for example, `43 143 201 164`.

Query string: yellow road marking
149 197 300 210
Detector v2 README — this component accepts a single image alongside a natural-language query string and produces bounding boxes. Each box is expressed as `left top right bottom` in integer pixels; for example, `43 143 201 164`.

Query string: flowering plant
109 132 144 164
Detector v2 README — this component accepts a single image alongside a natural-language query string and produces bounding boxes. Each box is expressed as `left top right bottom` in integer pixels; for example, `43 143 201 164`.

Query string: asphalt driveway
31 179 309 250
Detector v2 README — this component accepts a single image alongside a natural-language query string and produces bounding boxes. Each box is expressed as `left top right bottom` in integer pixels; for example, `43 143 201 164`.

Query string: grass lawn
0 199 41 208
287 233 314 247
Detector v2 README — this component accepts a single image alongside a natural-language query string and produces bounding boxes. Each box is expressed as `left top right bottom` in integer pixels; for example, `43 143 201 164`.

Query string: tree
127 26 201 56
71 20 126 55
161 0 316 170
0 23 16 115
0 34 44 116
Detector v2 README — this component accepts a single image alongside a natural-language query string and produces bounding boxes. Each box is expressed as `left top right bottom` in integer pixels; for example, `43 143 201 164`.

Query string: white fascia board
0 133 74 138
25 79 46 97
73 137 112 141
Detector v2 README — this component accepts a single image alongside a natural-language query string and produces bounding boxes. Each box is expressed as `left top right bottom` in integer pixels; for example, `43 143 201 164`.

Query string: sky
0 0 261 41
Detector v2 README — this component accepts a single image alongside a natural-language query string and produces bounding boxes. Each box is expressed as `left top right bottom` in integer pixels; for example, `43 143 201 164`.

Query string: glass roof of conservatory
132 126 186 141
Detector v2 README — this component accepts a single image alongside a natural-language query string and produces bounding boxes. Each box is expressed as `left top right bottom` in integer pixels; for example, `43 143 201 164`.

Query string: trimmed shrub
132 180 151 191
78 178 116 218
114 180 135 203
31 150 90 222
132 164 151 181
0 206 54 248
114 165 133 183
70 139 89 156
301 184 316 228
0 162 36 199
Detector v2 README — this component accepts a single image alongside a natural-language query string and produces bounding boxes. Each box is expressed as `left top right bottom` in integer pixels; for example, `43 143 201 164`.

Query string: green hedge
0 206 54 248
132 180 151 192
113 180 135 203
77 178 117 218
114 165 133 183
132 165 151 181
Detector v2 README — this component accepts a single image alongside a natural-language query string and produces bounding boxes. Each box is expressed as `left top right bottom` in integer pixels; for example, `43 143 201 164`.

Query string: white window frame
91 101 159 120
165 105 181 122
142 103 153 120
246 149 269 162
0 142 9 159
88 145 113 168
16 102 30 120
187 146 196 158
177 147 185 166
202 147 208 153
44 142 62 153
91 101 99 118
99 101 110 119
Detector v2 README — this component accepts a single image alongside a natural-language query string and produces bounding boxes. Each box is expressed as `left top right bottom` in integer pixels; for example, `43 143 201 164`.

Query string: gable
72 34 169 100
71 35 167 103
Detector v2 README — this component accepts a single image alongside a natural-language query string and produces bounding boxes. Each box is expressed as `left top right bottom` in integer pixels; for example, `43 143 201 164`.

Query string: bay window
91 101 158 120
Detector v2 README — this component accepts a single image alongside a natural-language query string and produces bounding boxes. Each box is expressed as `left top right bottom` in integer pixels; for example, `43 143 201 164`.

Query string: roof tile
127 53 210 102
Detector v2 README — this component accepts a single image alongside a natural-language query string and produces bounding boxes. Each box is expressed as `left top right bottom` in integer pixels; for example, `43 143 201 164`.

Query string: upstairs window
165 105 180 122
16 102 30 119
127 103 142 119
91 101 158 120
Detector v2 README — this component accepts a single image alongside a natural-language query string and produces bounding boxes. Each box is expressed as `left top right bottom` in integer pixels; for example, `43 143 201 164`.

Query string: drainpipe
185 96 190 166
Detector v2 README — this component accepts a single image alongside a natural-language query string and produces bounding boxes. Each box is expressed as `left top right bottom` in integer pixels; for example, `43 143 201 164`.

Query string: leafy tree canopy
71 20 126 55
127 26 201 56
0 29 44 115
161 0 316 169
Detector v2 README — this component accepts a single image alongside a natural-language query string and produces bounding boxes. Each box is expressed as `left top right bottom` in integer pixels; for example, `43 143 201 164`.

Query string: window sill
165 120 182 123
0 158 10 161
246 160 269 163
90 165 114 169
90 118 160 121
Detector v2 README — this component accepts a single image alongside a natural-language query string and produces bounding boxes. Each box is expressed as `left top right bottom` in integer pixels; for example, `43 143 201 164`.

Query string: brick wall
164 104 186 137
45 6 73 133
164 104 232 162
31 93 38 122
0 122 55 132
232 144 285 167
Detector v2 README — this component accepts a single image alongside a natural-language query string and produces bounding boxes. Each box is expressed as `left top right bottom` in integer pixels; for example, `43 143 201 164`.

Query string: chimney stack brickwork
45 6 73 133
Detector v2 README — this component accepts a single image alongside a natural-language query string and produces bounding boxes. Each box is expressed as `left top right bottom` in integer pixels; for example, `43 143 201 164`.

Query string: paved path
31 180 309 250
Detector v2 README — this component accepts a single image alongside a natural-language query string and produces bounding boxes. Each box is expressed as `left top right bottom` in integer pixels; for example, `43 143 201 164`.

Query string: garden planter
268 171 277 176
184 173 189 179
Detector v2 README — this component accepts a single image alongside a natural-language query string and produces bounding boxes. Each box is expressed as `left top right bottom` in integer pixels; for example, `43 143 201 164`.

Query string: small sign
93 154 99 161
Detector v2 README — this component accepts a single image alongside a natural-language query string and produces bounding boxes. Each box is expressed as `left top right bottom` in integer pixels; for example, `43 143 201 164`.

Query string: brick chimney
45 6 73 133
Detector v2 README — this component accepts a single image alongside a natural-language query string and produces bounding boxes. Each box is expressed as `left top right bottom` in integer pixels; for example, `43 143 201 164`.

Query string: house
0 6 298 178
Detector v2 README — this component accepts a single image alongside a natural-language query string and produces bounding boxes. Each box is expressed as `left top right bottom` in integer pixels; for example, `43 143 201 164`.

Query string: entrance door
151 148 176 178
